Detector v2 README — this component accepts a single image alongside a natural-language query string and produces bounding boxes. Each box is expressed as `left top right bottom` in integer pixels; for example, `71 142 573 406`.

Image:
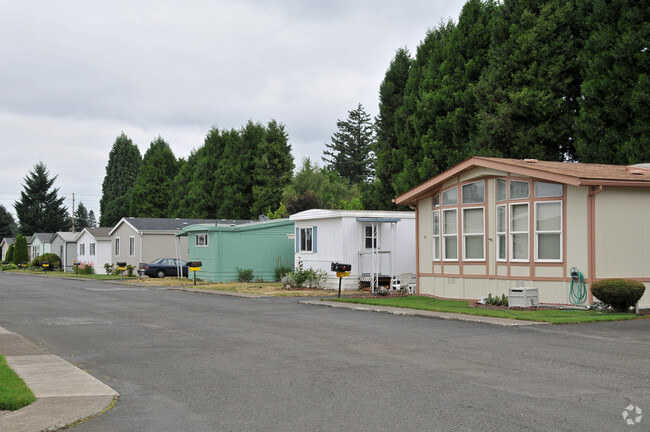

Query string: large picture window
535 201 562 261
462 207 484 260
442 209 458 260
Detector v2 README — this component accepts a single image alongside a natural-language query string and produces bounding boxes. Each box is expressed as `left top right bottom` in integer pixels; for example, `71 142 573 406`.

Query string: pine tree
87 210 97 228
99 133 142 227
14 162 71 235
5 243 14 264
130 136 178 218
322 103 376 185
13 234 28 265
74 202 89 231
0 205 18 237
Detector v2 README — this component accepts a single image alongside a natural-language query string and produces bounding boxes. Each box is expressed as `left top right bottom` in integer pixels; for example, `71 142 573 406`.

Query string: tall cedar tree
322 103 376 185
365 47 412 210
87 210 97 228
250 120 294 217
12 234 28 265
130 137 178 218
14 162 71 235
100 133 142 226
575 0 650 164
74 202 89 232
0 204 18 237
5 243 14 263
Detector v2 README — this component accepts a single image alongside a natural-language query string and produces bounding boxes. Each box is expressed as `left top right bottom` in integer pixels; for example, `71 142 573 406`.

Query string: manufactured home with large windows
394 157 650 308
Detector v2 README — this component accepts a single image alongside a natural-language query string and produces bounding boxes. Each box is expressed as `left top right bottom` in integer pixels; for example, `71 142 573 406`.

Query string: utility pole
71 193 75 232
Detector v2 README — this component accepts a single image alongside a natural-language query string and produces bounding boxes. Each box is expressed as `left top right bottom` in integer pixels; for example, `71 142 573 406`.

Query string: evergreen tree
87 210 97 228
5 243 14 263
250 120 294 217
322 103 376 185
214 127 252 219
99 133 142 227
14 162 71 235
130 136 178 218
13 234 28 265
74 202 89 231
575 0 650 164
0 205 18 237
366 47 412 210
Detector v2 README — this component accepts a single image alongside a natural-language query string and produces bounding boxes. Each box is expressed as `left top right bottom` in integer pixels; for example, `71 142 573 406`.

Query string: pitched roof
395 157 650 205
77 227 113 240
1 238 15 246
30 233 56 244
110 217 256 235
55 232 78 242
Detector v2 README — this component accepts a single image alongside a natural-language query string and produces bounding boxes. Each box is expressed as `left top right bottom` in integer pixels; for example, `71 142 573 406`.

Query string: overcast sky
0 0 464 223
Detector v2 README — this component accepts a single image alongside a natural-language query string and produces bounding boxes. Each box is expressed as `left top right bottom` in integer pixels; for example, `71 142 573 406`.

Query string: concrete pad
0 395 115 432
301 300 549 326
5 354 118 398
0 333 47 356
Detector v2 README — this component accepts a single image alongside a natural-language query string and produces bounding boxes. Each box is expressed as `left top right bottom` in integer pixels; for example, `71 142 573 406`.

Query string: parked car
138 258 188 278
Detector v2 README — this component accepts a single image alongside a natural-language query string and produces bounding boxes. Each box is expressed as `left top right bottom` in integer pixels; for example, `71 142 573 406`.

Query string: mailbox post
188 261 202 286
331 262 351 298
73 260 80 276
116 262 127 280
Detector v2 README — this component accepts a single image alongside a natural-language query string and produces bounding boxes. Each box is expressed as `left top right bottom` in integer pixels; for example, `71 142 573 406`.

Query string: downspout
587 185 603 304
139 232 143 265
410 204 418 295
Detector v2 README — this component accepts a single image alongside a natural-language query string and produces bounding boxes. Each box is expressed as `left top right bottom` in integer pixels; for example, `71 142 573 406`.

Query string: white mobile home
290 209 416 291
50 232 78 272
75 227 113 274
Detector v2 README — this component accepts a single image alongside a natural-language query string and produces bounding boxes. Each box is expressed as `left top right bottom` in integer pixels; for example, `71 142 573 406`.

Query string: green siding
185 220 294 282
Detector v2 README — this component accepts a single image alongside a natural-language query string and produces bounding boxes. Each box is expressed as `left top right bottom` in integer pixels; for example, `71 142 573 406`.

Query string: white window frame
496 204 507 262
509 203 529 262
432 210 441 261
195 234 209 247
462 207 485 261
129 236 135 257
79 243 85 256
90 242 96 256
300 227 313 252
534 201 563 262
114 237 120 256
364 225 378 250
442 209 458 261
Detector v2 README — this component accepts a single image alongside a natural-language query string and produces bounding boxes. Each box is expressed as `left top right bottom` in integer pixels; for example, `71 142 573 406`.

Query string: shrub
236 267 254 282
104 263 114 275
485 293 509 307
285 257 328 289
12 235 28 266
32 253 61 270
274 258 293 282
5 244 14 264
73 261 94 275
591 279 646 312
126 264 135 277
2 263 18 271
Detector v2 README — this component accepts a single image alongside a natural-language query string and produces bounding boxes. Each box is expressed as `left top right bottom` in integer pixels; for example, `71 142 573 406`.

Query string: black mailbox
331 262 351 272
117 262 127 267
188 261 202 268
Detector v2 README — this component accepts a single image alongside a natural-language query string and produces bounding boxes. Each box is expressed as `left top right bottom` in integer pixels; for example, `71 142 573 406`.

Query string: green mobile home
178 219 295 282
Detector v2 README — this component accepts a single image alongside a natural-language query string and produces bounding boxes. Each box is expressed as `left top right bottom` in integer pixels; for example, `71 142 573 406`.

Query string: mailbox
330 262 351 272
41 261 49 270
188 261 202 271
116 261 127 271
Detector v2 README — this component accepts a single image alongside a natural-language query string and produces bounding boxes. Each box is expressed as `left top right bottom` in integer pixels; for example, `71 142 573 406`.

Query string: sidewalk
0 325 118 432
300 300 549 326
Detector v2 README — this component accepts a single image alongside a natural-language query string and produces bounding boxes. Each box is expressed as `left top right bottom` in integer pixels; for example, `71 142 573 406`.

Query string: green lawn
0 355 35 411
329 295 647 324
4 269 137 280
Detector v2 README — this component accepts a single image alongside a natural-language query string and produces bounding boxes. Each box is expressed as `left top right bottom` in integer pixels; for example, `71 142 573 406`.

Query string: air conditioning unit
509 287 539 307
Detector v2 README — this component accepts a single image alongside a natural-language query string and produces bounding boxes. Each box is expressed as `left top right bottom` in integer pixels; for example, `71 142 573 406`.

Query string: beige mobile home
394 157 650 308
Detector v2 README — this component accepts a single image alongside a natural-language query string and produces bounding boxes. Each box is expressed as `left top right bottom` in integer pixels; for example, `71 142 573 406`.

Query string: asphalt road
0 273 648 431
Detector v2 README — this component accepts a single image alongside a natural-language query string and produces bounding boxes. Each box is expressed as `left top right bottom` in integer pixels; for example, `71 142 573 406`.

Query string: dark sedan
138 258 189 278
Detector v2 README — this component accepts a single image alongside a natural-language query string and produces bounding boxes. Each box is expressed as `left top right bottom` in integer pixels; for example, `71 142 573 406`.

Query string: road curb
300 300 549 326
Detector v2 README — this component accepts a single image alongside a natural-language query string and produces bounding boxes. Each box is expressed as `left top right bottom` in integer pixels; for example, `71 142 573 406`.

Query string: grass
0 354 36 411
4 268 137 280
134 278 334 296
328 295 648 324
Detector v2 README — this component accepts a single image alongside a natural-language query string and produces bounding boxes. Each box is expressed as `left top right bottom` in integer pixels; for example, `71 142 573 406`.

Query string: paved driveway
0 273 648 431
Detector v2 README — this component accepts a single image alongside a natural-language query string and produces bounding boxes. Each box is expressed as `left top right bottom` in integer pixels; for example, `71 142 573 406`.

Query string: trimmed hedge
31 253 61 270
591 279 646 312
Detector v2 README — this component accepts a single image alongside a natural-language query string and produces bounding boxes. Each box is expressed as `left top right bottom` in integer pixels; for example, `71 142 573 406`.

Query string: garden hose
569 267 587 306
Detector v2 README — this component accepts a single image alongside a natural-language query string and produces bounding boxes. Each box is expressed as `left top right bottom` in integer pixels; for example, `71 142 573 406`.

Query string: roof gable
109 217 255 235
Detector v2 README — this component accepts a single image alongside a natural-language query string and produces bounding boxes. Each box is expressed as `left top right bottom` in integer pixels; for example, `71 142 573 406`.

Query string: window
432 210 440 260
90 243 96 256
79 243 85 256
462 180 485 204
300 227 313 252
496 205 507 261
195 234 208 247
497 178 507 202
433 194 440 208
510 203 529 261
129 237 135 257
115 237 120 256
364 226 378 249
442 209 458 260
510 180 529 200
535 201 562 261
442 187 458 206
534 182 563 198
462 207 484 260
